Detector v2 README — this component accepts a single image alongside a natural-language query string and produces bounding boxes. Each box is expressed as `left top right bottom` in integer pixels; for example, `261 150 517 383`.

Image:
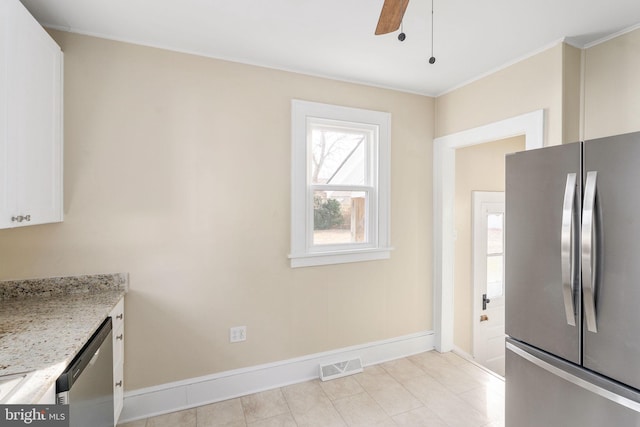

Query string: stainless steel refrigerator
505 131 640 426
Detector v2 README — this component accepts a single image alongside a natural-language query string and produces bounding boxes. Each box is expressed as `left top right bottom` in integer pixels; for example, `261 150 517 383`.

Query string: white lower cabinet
110 298 125 426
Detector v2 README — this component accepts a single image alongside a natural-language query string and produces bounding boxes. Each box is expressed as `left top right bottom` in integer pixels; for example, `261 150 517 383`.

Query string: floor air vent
319 357 363 381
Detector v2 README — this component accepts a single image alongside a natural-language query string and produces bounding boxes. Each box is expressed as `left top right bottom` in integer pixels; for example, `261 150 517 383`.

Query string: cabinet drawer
110 298 124 332
114 359 124 424
113 329 124 367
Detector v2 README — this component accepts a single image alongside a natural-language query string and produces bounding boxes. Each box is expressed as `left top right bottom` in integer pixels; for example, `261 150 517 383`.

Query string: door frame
432 110 545 352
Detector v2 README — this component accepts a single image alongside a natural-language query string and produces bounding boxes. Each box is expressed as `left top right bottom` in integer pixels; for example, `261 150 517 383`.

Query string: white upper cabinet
0 0 63 229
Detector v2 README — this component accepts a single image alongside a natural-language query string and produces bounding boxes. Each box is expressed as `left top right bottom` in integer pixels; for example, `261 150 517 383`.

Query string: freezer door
506 338 640 427
583 131 640 390
505 142 581 364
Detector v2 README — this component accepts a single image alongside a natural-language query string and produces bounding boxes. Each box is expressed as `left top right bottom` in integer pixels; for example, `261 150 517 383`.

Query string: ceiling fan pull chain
429 0 436 64
398 20 406 41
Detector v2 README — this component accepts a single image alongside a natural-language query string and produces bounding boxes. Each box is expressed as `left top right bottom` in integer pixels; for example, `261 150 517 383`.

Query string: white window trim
289 100 392 268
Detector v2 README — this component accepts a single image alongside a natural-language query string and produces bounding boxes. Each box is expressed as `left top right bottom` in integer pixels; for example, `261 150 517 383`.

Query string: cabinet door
1 0 63 228
0 1 17 228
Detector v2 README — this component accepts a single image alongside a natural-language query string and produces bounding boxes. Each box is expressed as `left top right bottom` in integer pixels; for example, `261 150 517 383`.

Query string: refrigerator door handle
506 341 640 413
561 173 577 326
582 171 598 333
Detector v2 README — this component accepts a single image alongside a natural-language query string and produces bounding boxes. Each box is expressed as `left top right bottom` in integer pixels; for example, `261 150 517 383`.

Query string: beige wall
453 136 525 354
437 27 640 144
584 28 640 139
444 27 640 357
436 43 564 145
0 31 434 390
562 44 582 144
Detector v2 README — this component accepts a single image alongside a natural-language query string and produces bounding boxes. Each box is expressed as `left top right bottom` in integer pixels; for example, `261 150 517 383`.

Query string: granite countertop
0 273 128 403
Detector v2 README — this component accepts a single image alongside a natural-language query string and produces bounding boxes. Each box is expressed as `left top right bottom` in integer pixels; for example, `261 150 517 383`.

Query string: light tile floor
118 351 505 427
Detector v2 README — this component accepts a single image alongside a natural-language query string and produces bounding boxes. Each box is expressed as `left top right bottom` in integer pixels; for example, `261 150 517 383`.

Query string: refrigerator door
506 338 640 427
582 131 640 390
505 142 581 364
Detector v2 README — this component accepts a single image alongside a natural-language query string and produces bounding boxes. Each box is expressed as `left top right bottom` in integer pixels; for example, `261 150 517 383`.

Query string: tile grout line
278 386 300 427
318 380 351 427
392 354 483 427
352 367 400 425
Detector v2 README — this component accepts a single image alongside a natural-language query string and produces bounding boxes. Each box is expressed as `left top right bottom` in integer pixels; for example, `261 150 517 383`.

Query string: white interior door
472 191 505 376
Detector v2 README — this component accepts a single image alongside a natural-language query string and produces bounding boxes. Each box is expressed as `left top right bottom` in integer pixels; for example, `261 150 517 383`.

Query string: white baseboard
451 345 474 361
119 330 435 423
452 345 505 380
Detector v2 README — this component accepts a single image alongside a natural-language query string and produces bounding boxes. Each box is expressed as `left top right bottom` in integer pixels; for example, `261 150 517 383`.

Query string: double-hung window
290 100 391 268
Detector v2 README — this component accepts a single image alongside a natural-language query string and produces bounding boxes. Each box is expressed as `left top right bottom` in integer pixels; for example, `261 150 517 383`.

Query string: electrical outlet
229 326 246 343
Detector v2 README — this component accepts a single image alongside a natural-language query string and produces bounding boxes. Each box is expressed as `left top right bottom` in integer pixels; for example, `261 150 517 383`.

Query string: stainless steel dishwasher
56 317 114 427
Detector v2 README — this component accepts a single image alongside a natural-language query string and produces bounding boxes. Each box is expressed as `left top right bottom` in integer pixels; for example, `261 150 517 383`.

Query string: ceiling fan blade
375 0 409 35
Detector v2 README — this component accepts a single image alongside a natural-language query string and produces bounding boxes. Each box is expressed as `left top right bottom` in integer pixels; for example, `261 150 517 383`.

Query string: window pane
487 213 503 254
311 127 367 185
487 254 504 298
313 190 367 245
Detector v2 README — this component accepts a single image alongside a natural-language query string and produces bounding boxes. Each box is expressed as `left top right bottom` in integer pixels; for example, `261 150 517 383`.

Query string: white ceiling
19 0 640 96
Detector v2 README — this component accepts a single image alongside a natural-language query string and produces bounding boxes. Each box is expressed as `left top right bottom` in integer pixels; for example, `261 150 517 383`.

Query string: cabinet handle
116 334 123 340
11 215 31 223
116 313 123 320
115 381 123 387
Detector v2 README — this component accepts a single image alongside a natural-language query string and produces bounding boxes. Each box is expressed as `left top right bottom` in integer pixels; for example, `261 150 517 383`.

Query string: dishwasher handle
56 317 113 392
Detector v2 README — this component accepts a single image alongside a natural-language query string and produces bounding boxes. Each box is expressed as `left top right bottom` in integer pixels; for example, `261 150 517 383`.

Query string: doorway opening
432 110 544 356
454 138 523 376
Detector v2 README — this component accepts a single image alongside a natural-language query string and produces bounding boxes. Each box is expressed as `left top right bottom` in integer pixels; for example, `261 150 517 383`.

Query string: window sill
289 247 393 268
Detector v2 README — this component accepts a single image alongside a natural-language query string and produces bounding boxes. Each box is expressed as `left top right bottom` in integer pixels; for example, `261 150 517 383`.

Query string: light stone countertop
0 273 127 403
